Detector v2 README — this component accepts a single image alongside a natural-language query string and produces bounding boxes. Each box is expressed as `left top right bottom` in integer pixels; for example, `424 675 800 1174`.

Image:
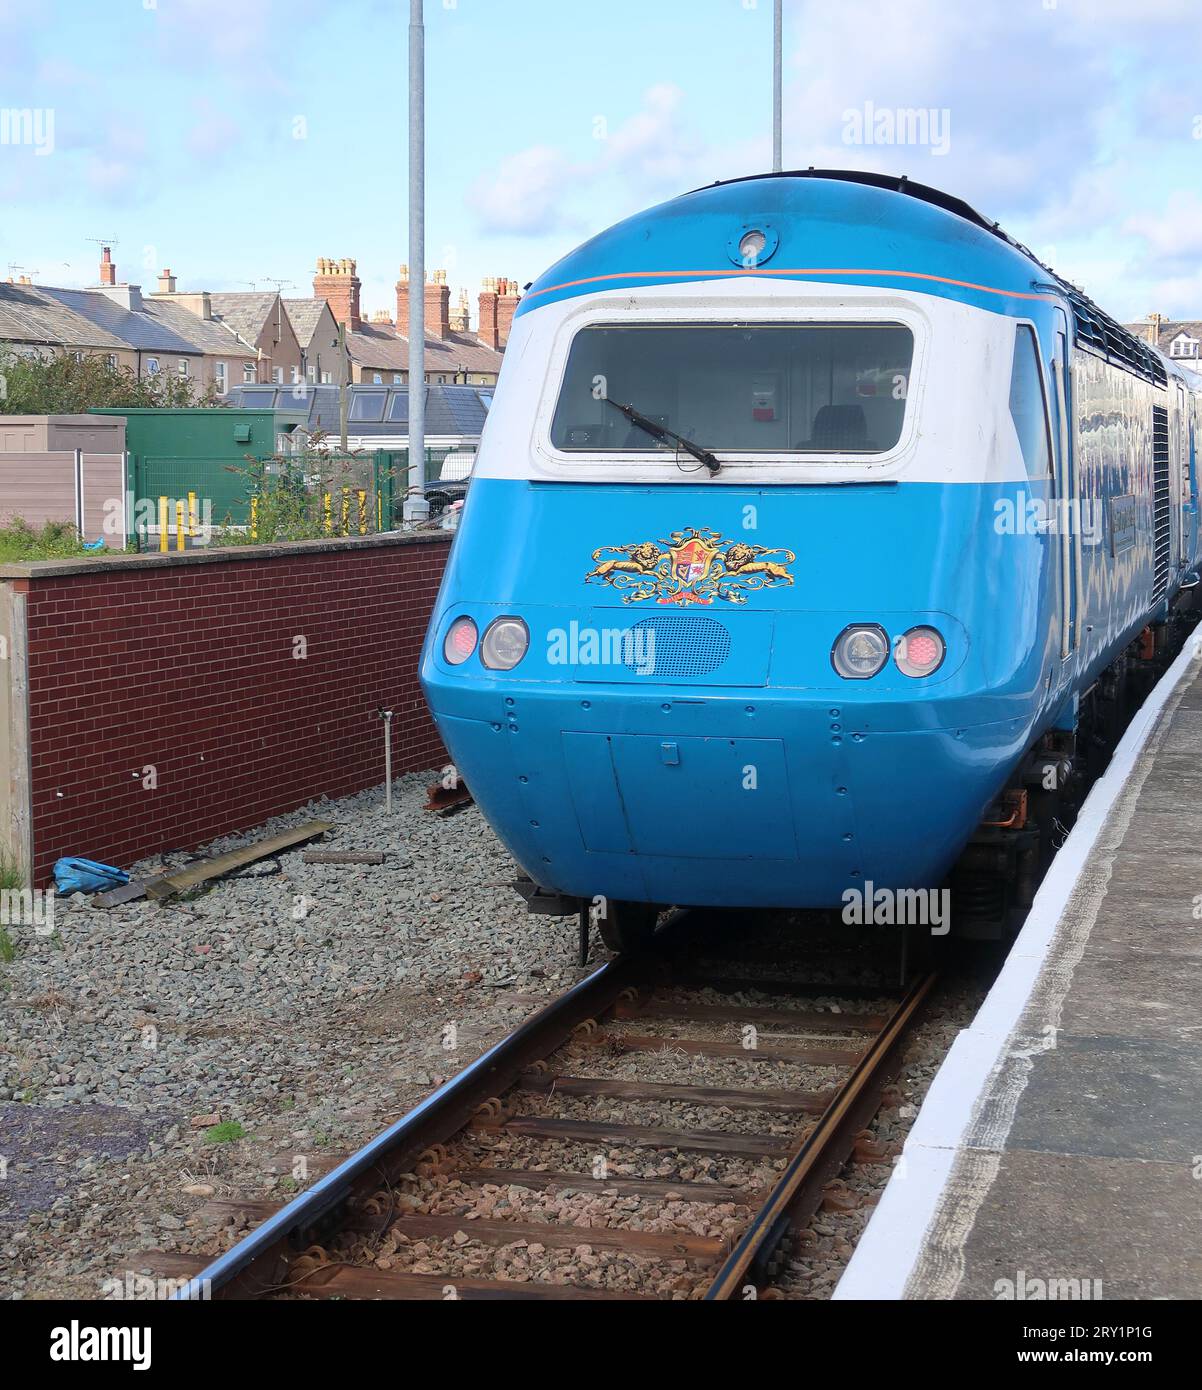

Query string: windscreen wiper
603 397 722 476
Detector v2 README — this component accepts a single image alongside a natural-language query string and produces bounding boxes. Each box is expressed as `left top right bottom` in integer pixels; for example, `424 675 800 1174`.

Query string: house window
243 363 256 383
1171 336 1199 359
214 362 228 394
320 371 332 384
145 357 160 375
393 374 402 384
272 367 283 383
178 359 189 377
106 354 118 369
306 365 317 383
70 351 84 364
372 372 383 384
290 365 300 383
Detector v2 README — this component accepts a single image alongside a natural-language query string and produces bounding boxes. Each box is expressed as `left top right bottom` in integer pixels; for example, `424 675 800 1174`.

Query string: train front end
420 174 1062 932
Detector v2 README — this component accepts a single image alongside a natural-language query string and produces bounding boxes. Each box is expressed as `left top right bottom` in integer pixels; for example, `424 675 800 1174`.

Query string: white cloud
468 145 579 236
1125 192 1202 262
599 84 705 192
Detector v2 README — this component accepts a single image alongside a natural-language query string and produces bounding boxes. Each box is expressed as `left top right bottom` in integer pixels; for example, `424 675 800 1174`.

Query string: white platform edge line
833 633 1202 1301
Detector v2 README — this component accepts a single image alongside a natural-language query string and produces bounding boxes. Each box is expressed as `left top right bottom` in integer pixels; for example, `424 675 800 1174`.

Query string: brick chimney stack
425 269 451 339
158 268 176 294
395 264 410 338
313 256 362 332
478 277 500 349
497 277 520 348
99 246 116 286
1147 311 1164 346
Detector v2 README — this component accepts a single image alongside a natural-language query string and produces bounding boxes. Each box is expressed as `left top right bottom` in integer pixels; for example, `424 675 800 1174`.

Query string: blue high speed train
421 170 1202 950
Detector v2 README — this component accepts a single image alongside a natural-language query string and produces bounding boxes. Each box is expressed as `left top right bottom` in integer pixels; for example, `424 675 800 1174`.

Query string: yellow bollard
250 496 259 541
176 501 186 552
377 493 383 531
323 492 332 534
158 496 168 554
357 488 367 535
188 491 198 536
340 487 349 535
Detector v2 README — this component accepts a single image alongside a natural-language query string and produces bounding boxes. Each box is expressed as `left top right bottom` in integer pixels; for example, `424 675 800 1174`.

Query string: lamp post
773 0 783 172
403 0 430 527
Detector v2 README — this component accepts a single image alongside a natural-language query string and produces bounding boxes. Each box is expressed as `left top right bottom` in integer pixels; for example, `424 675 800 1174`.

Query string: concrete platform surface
837 641 1202 1301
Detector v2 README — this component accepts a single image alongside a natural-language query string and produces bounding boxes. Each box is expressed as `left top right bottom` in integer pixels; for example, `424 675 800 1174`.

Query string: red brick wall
17 534 450 885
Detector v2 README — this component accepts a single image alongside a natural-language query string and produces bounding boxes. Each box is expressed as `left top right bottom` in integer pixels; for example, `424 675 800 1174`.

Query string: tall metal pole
405 0 428 525
773 0 783 172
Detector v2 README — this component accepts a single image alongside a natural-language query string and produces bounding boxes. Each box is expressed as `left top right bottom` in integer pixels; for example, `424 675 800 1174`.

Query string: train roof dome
519 168 1165 387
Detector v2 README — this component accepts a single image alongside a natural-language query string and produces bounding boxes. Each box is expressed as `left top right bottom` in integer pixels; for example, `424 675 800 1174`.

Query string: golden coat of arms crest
585 527 795 605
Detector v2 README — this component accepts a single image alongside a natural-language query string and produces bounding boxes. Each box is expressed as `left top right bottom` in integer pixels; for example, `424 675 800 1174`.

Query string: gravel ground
769 975 989 1299
0 768 993 1300
0 772 591 1300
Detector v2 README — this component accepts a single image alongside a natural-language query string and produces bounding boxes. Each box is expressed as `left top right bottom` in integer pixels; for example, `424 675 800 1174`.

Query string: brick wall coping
0 529 451 581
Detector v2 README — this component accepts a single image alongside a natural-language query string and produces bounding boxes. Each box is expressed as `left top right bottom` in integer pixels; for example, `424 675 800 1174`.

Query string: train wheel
597 900 660 956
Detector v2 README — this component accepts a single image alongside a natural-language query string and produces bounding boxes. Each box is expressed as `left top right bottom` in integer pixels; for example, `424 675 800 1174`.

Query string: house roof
0 280 260 362
1123 319 1202 355
347 320 503 376
282 298 334 350
208 292 282 345
142 299 257 357
0 281 130 351
40 285 209 354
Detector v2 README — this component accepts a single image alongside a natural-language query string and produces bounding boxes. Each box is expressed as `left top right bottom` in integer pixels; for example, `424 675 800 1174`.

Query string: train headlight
481 617 529 671
894 626 946 678
832 624 889 679
443 616 478 665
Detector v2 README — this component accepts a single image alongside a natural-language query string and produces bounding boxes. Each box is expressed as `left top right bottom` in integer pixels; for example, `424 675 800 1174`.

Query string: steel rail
177 950 645 1299
703 970 937 1299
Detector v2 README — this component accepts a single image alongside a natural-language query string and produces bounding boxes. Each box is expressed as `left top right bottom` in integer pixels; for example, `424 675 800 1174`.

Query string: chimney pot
424 271 452 339
478 278 500 349
496 276 520 349
314 255 362 331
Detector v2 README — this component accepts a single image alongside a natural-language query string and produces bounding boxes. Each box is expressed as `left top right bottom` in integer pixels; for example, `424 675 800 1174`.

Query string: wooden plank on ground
92 875 172 908
519 1073 831 1114
391 1213 726 1258
145 821 334 900
196 1199 284 1226
455 1167 760 1205
292 1267 651 1300
617 998 887 1033
581 1034 863 1066
471 1114 788 1156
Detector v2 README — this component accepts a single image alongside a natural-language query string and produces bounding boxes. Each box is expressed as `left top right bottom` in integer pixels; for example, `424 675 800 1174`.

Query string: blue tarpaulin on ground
52 857 129 894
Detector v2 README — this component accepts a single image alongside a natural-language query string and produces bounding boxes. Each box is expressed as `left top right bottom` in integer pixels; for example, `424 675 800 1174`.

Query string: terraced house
0 249 258 394
310 257 510 386
1126 312 1202 363
281 297 341 385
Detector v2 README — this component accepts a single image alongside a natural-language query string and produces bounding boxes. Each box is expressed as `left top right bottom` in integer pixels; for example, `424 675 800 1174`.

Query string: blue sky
1 0 1200 325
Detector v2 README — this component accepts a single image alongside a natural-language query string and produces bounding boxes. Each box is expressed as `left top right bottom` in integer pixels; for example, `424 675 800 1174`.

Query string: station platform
837 639 1202 1301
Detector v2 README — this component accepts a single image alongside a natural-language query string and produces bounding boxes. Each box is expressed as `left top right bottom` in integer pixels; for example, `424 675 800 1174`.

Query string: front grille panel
620 614 732 678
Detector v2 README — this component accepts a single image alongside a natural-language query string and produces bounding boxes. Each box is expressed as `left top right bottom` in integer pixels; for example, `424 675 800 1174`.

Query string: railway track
152 919 934 1301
